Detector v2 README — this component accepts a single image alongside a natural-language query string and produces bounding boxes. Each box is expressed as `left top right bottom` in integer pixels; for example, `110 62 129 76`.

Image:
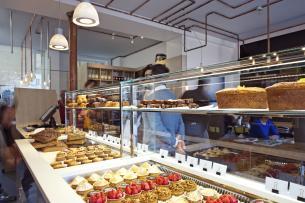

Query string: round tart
129 165 139 173
147 165 162 177
52 163 67 169
77 156 88 162
93 157 103 162
103 148 111 154
68 161 81 166
123 171 137 184
88 155 97 160
50 161 62 167
64 159 75 164
93 178 109 190
169 181 185 196
198 187 220 199
99 153 108 158
70 176 87 189
87 173 101 184
181 180 197 192
86 151 95 156
155 186 172 201
82 159 93 164
76 181 93 195
186 190 203 203
136 167 149 181
103 170 114 180
139 191 158 203
76 151 86 157
116 168 128 177
140 162 151 170
109 175 124 187
66 153 76 159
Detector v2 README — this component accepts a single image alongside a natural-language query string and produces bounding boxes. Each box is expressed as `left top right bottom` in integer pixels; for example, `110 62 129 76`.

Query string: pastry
167 196 188 203
66 139 86 145
50 161 61 167
68 161 81 166
266 79 305 110
76 181 93 195
140 180 156 191
168 172 182 182
129 165 139 173
32 140 57 149
140 162 151 169
103 170 114 180
76 156 88 162
106 188 125 203
93 157 103 162
123 171 137 184
216 86 268 109
70 176 87 189
186 190 203 203
116 168 128 177
169 181 184 196
181 180 197 192
199 187 220 199
139 191 158 203
109 175 124 187
52 163 67 169
155 186 172 201
87 173 101 184
147 165 162 177
64 159 76 165
93 178 109 190
136 167 149 180
31 128 60 143
125 182 141 199
82 159 93 164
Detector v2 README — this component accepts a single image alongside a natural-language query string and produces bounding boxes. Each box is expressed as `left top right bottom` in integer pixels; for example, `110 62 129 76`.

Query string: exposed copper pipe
79 27 137 40
166 0 256 25
158 0 195 22
267 0 271 53
130 0 150 15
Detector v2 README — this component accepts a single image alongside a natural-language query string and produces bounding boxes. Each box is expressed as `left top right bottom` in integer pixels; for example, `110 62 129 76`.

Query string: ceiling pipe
130 0 150 15
152 0 187 21
79 27 138 40
166 0 256 25
267 0 271 53
105 0 115 8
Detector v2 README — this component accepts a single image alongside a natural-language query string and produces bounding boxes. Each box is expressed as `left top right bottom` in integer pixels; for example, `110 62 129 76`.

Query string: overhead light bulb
302 47 305 51
140 36 144 39
130 36 134 44
49 28 69 51
262 54 266 58
112 33 115 40
273 52 277 56
73 0 100 27
19 80 24 85
249 56 253 60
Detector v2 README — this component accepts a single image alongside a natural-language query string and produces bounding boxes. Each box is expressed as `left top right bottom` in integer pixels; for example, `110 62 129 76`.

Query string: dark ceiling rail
166 0 256 25
152 0 186 21
130 0 151 15
79 27 137 40
105 0 115 8
110 41 163 65
158 0 196 22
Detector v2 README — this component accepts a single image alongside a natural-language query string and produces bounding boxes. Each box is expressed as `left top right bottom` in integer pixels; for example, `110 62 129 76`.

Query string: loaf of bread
216 86 268 109
266 79 305 110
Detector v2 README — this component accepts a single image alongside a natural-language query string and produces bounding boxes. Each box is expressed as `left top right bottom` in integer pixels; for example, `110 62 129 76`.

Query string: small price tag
265 177 289 195
159 149 169 159
175 153 186 164
199 159 212 172
212 163 227 176
137 143 143 152
289 182 305 201
186 156 198 168
88 130 93 136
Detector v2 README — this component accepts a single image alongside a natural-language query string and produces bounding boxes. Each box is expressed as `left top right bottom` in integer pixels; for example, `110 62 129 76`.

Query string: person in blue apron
249 116 280 140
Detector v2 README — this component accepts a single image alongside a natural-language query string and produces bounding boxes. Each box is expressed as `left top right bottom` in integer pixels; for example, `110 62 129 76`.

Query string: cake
103 170 114 180
216 86 268 109
266 79 305 110
136 167 149 180
116 168 128 177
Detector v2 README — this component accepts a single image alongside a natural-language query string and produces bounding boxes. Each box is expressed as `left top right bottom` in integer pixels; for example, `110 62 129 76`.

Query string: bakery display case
119 47 305 201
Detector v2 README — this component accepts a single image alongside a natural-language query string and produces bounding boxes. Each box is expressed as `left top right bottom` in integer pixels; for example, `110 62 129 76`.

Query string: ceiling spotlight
49 28 69 51
249 56 253 60
140 36 144 39
112 33 115 40
73 0 100 27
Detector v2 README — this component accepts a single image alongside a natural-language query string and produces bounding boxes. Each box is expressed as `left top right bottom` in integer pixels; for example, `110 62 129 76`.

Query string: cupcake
109 175 124 187
136 167 149 181
87 173 101 184
70 176 87 189
103 170 114 181
155 186 172 201
185 190 203 203
76 181 93 195
93 178 109 190
169 181 185 196
123 171 137 184
181 180 197 192
116 168 128 177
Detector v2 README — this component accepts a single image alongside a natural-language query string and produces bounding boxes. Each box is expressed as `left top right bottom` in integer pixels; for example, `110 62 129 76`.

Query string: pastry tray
63 160 254 203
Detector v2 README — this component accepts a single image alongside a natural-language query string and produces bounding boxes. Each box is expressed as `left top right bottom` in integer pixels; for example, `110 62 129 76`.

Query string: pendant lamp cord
58 0 61 28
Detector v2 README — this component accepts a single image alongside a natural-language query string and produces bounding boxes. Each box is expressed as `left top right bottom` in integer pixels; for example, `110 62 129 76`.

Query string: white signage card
265 177 289 195
212 163 227 176
175 153 186 164
88 130 93 136
142 144 149 152
186 156 198 168
289 182 305 202
199 159 213 172
137 143 143 152
159 149 169 159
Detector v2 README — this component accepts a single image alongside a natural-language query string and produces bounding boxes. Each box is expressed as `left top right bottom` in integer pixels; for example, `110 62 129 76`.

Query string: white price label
137 143 143 152
199 159 212 172
142 144 149 152
212 163 227 176
289 182 305 202
159 149 169 159
265 177 289 195
175 153 186 164
88 130 93 136
186 156 198 168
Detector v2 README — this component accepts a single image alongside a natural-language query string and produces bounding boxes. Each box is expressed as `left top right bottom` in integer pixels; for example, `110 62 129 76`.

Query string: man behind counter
249 116 280 140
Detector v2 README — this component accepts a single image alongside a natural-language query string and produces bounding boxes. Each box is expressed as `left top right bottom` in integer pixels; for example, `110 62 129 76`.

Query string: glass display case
65 85 132 156
120 46 305 189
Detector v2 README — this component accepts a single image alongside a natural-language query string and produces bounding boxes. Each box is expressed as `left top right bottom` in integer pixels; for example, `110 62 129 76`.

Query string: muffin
155 186 172 201
93 178 109 190
169 181 185 196
70 176 87 189
76 181 93 195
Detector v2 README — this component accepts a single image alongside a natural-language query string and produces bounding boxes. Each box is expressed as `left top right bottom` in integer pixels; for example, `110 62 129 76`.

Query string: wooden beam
67 11 77 91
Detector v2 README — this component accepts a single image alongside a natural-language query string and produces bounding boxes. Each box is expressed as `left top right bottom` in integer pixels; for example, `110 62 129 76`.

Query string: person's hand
270 135 280 140
176 140 186 154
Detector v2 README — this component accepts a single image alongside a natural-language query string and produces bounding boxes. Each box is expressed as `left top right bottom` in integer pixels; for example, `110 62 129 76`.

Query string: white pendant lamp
73 0 100 27
49 28 69 50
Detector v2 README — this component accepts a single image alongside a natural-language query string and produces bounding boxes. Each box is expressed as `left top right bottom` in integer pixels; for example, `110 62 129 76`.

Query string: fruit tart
139 191 158 203
181 180 197 192
185 190 203 203
105 188 125 203
168 172 182 182
125 182 142 199
88 192 107 203
141 180 156 191
169 181 185 196
155 186 172 201
155 176 170 187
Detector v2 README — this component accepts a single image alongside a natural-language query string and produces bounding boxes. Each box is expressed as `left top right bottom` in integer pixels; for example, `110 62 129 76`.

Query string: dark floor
0 162 20 203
